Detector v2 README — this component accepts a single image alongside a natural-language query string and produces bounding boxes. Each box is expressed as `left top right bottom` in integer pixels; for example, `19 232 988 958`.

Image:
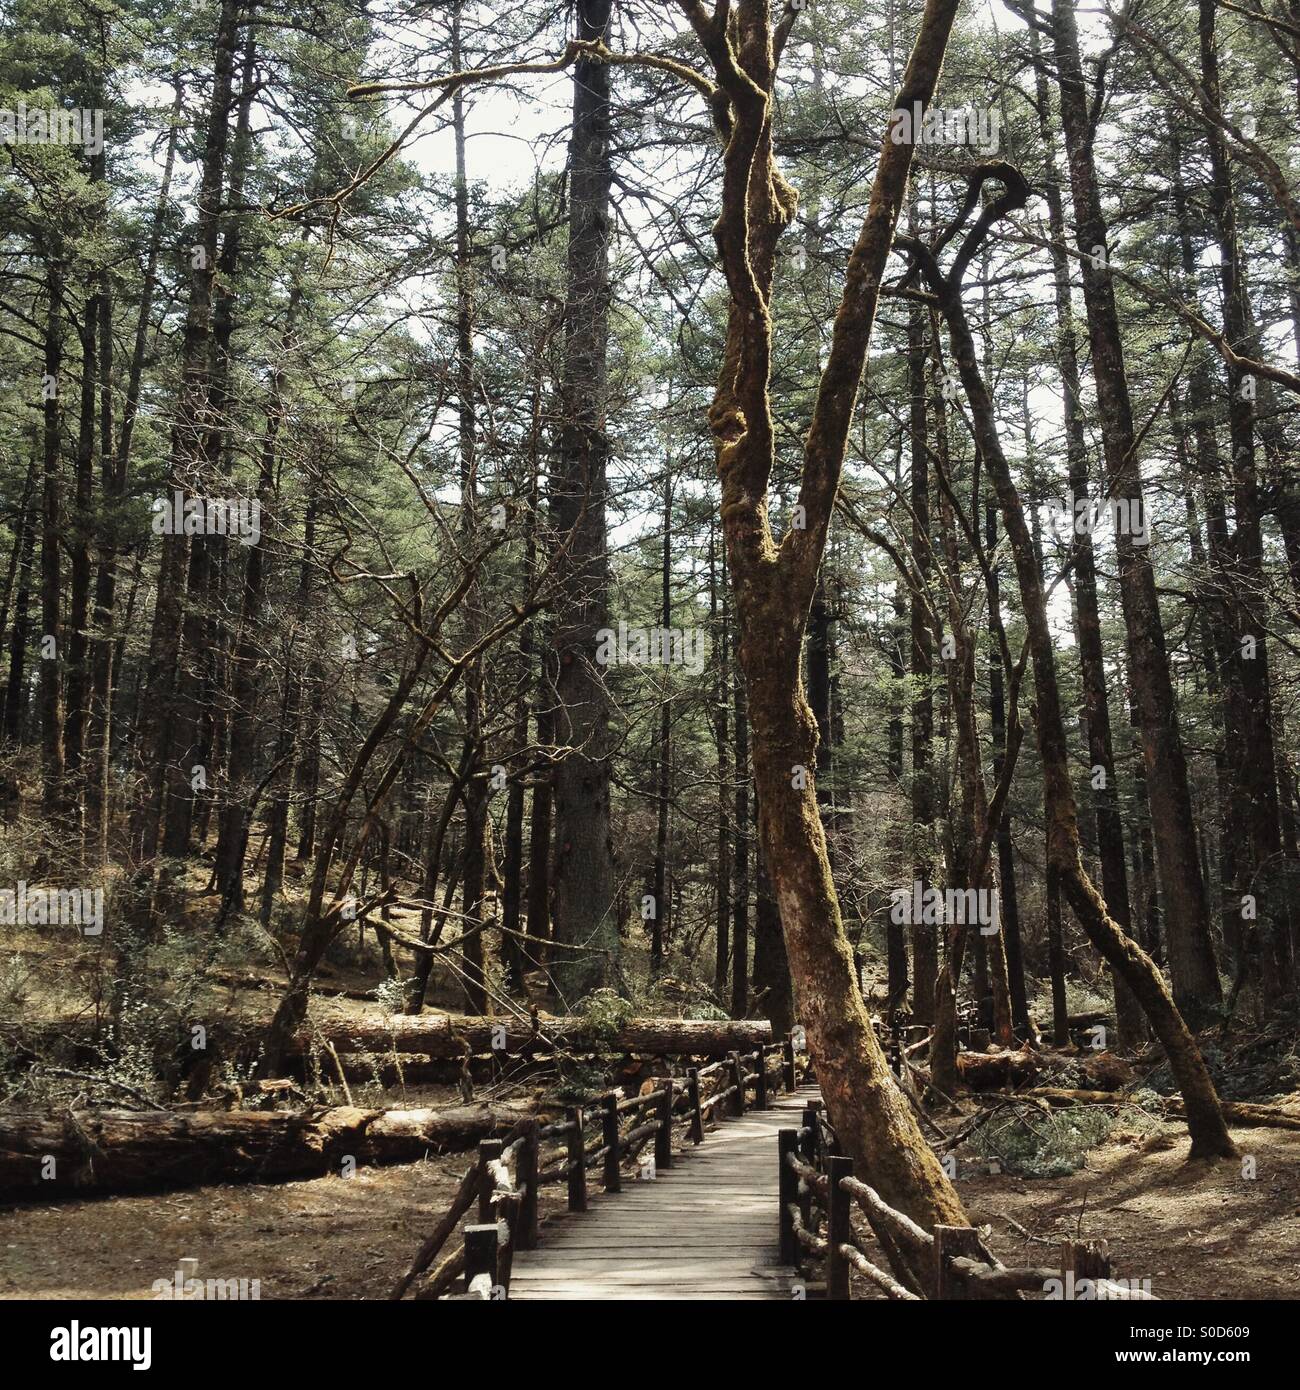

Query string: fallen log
951 1048 1134 1092
0 1102 529 1200
1017 1087 1151 1106
19 1014 773 1069
290 1014 772 1059
1173 1099 1300 1132
1017 1088 1300 1131
953 1049 1042 1089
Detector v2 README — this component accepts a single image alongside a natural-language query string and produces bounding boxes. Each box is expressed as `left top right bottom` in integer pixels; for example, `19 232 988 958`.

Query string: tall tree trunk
549 0 618 998
648 468 673 974
86 78 183 864
908 304 936 1024
928 373 1010 1095
731 624 749 1018
984 501 1029 1035
907 196 1235 1156
1168 139 1245 976
451 2 488 1016
1197 0 1288 996
500 397 545 993
131 0 240 872
524 692 553 956
711 524 731 1003
39 255 66 817
886 578 910 1009
64 297 97 822
965 292 1015 1047
161 23 258 861
2 456 38 744
1051 0 1221 1020
1027 20 1143 1046
213 288 297 905
694 0 969 1235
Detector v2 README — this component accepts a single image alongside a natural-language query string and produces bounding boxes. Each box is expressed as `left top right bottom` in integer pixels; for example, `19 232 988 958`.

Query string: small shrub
549 1062 608 1105
966 1100 1159 1178
574 987 635 1039
374 977 406 1014
0 953 33 1015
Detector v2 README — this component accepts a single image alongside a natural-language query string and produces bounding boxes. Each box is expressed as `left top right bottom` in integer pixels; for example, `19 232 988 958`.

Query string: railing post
495 1193 520 1295
516 1120 538 1251
477 1138 503 1223
565 1106 586 1213
778 1129 798 1265
826 1155 852 1300
754 1048 768 1109
934 1225 985 1299
728 1051 745 1116
464 1223 498 1298
601 1095 621 1193
782 1034 797 1092
890 1021 902 1077
797 1107 817 1235
801 1100 822 1168
655 1080 674 1171
686 1067 704 1144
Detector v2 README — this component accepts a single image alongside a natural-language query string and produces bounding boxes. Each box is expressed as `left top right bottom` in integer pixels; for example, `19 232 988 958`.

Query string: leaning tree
347 0 970 1231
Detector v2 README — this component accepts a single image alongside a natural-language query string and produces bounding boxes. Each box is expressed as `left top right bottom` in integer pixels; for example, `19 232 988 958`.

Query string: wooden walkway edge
509 1087 820 1301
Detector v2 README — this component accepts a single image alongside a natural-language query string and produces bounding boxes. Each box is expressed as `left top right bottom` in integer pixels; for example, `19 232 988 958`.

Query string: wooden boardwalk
509 1086 819 1301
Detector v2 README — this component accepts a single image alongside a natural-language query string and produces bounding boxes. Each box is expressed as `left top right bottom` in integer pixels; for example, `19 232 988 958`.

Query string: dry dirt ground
1 1117 1295 1300
0 1149 571 1300
965 1121 1300 1300
4 911 1297 1300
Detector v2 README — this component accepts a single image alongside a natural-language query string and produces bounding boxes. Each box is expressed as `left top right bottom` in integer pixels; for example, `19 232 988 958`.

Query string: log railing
396 1034 802 1300
778 1103 1157 1301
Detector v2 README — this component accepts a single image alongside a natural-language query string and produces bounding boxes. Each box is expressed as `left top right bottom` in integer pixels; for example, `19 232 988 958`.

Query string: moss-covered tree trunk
684 0 968 1231
902 172 1235 1157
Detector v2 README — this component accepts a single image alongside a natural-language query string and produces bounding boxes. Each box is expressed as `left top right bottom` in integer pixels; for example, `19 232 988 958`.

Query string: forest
0 0 1297 1331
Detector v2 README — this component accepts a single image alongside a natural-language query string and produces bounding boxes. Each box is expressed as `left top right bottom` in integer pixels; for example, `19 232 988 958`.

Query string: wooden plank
508 1284 778 1295
506 1087 821 1300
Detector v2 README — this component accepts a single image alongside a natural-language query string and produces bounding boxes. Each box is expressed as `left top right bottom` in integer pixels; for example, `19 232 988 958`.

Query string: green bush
966 1098 1160 1177
574 987 635 1039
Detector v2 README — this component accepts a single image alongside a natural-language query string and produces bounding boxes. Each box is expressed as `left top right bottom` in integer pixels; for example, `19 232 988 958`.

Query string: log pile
0 1102 526 1199
19 1014 772 1069
951 1047 1135 1092
290 1014 772 1059
0 1018 776 1199
1017 1088 1300 1131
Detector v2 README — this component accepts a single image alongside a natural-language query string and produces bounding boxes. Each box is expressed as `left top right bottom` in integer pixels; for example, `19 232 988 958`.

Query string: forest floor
962 1121 1300 1300
4 903 1298 1300
1 1113 1295 1299
0 1145 574 1299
